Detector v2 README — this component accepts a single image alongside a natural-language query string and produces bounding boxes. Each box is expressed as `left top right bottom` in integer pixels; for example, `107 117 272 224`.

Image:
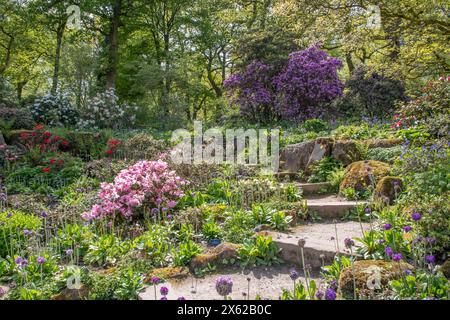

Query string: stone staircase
269 180 369 269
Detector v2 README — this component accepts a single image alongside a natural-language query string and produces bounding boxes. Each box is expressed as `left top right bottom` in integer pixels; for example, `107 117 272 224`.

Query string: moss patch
340 160 390 193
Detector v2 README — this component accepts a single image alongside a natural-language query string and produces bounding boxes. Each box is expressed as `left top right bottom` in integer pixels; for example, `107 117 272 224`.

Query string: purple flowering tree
273 45 344 120
223 61 276 123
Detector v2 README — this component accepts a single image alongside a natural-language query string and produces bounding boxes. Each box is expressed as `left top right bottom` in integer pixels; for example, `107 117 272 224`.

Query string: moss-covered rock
144 267 190 283
441 259 450 279
52 284 89 300
331 140 362 166
364 138 403 149
339 260 414 299
374 176 403 205
189 242 241 270
340 160 391 193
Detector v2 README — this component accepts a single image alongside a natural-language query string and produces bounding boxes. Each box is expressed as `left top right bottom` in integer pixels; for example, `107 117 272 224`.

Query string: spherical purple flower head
385 246 394 257
411 212 421 221
6 212 12 218
23 229 32 236
66 249 73 255
383 224 392 230
325 288 336 300
289 268 299 281
215 276 233 297
41 211 47 218
344 238 354 249
20 259 28 267
177 296 186 300
160 296 168 300
425 255 435 265
392 253 402 262
166 214 173 220
315 290 324 299
150 208 159 216
37 256 46 264
404 269 412 276
403 226 412 232
364 207 371 214
149 276 161 285
161 207 168 212
160 286 169 296
14 256 23 264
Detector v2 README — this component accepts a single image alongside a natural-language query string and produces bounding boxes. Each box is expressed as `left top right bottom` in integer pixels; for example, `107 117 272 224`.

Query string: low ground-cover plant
238 235 281 267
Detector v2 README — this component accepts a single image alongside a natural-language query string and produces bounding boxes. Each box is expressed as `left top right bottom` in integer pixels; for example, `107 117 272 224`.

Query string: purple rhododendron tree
274 45 344 120
223 61 276 123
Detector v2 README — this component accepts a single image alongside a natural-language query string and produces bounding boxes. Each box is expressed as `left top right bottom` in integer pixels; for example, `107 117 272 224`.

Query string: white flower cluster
78 89 138 130
29 92 79 126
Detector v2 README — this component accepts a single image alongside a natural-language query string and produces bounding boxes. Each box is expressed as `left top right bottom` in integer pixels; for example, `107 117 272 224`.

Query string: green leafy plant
238 235 281 267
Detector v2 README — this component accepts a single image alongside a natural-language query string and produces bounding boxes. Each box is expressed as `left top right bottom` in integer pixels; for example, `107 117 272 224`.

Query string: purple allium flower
166 214 173 220
177 296 186 300
364 207 371 214
405 269 412 276
6 212 12 218
315 290 324 299
23 229 32 236
20 259 28 267
66 249 73 255
402 226 412 232
160 286 169 296
325 288 336 300
14 256 23 264
411 212 421 221
149 276 160 285
160 296 168 300
289 268 299 281
383 224 392 230
385 246 394 257
41 211 47 218
344 238 354 249
425 255 435 264
392 253 402 262
215 276 233 297
37 256 46 264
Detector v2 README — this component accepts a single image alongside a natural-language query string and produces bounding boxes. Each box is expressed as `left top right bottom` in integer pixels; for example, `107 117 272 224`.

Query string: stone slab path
267 221 369 268
139 265 320 300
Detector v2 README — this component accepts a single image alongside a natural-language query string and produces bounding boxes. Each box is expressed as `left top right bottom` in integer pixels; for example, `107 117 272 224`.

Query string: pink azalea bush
82 160 188 221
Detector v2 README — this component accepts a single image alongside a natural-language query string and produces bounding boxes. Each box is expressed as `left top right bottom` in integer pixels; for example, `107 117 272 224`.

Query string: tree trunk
51 22 65 94
106 0 122 89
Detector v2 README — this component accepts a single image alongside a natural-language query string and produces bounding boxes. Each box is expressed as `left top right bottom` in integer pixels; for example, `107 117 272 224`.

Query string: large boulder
331 140 362 166
280 141 315 173
374 176 403 205
340 160 390 193
339 260 414 299
189 242 240 270
305 137 334 171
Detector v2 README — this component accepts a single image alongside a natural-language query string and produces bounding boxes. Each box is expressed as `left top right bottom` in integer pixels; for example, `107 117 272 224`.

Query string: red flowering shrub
19 124 69 165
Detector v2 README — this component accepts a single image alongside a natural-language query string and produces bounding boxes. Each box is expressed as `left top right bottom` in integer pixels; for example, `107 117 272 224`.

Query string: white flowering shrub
78 89 138 129
30 93 79 126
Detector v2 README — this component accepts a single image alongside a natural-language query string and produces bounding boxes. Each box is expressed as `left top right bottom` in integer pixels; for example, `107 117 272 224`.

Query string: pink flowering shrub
82 160 188 220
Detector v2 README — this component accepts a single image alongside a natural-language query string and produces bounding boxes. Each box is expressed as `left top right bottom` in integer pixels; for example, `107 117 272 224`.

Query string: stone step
305 194 366 219
266 221 369 269
296 182 331 195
